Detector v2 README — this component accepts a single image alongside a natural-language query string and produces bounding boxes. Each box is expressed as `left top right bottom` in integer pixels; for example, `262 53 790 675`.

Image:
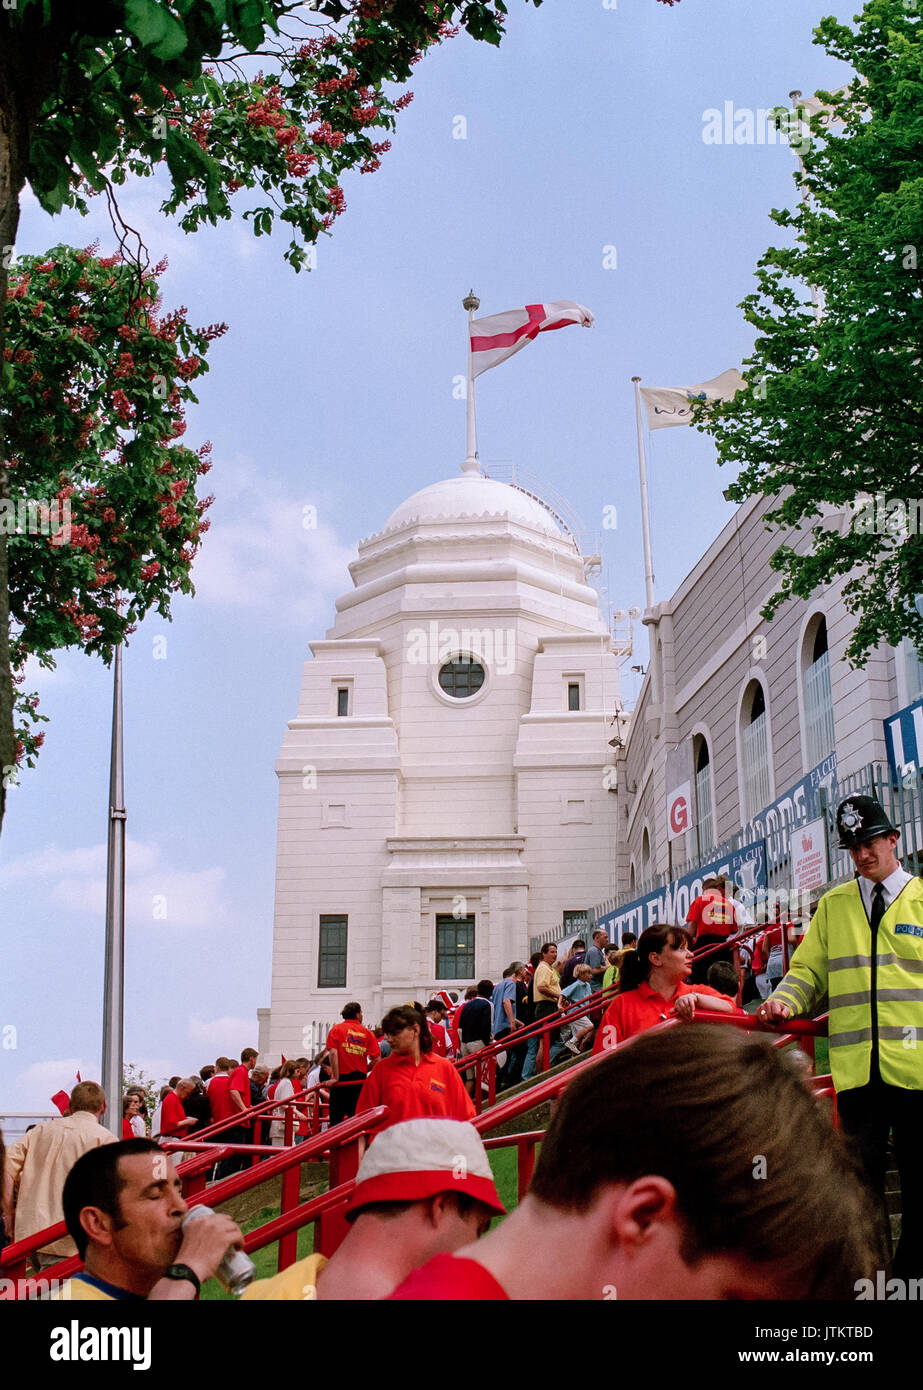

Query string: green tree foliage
696 0 923 667
4 245 224 770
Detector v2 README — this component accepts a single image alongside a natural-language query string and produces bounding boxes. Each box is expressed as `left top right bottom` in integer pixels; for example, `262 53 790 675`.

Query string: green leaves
124 0 189 60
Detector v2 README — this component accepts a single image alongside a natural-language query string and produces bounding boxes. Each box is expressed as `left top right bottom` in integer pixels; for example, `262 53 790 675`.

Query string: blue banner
884 698 923 780
598 839 767 942
740 752 838 868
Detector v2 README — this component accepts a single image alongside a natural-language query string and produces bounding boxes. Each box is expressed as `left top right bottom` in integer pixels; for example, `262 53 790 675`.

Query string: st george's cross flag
469 300 594 378
639 369 745 429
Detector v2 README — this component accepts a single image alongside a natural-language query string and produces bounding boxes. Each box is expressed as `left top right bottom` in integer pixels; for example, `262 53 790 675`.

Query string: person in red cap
355 1005 475 1130
241 1118 503 1300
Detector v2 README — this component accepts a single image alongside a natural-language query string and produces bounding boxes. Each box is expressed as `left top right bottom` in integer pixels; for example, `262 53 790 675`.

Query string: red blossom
141 561 161 580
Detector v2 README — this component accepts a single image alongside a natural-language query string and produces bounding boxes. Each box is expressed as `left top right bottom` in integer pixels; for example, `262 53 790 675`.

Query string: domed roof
381 473 563 538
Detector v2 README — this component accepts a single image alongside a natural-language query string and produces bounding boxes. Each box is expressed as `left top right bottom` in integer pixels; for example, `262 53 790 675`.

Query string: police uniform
769 796 923 1279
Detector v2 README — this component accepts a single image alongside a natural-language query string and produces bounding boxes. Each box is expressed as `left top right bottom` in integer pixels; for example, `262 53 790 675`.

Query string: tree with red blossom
3 244 224 790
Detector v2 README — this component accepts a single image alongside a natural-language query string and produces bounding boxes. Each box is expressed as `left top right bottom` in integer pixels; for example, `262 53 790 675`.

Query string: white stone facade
263 470 622 1060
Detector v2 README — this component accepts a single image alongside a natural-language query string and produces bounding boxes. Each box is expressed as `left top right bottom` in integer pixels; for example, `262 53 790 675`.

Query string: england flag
469 300 594 378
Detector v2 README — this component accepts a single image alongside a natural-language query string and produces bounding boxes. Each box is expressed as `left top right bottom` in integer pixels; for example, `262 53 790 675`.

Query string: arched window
641 827 651 885
629 861 637 896
694 736 714 856
802 616 835 768
740 681 770 820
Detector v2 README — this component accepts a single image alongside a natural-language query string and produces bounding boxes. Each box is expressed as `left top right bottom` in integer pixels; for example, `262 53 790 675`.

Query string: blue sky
1 0 859 1112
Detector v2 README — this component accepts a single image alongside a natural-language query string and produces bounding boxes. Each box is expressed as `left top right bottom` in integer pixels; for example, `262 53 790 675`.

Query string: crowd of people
3 793 920 1296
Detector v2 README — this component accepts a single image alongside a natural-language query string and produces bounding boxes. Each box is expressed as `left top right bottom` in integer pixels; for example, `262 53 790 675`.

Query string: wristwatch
162 1263 201 1296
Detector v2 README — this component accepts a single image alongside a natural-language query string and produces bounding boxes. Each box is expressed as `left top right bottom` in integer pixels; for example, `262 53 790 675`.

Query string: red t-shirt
159 1089 188 1138
356 1052 475 1129
208 1073 232 1123
592 980 736 1053
326 1021 380 1076
686 890 739 938
228 1065 250 1122
429 1021 449 1058
389 1254 509 1301
121 1117 134 1140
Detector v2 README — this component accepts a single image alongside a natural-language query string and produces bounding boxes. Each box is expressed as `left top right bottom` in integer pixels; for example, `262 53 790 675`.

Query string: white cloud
11 1058 89 1114
189 456 356 629
188 1015 257 1052
0 837 228 931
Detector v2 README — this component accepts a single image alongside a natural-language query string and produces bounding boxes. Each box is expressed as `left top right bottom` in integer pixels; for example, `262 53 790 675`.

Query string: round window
438 657 485 699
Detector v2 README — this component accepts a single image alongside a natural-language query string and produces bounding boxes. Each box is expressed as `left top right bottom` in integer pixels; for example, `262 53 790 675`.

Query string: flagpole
632 377 656 610
462 289 480 474
101 632 126 1134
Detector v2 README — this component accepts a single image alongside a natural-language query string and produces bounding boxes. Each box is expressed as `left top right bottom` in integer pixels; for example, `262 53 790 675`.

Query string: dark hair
540 942 557 957
529 1027 880 1298
570 939 586 951
476 979 493 999
199 1065 215 1082
621 933 637 947
121 1094 138 1117
706 961 739 997
529 952 542 968
424 999 446 1015
464 986 477 1000
241 1048 258 1064
341 1002 362 1020
63 1139 163 1259
618 925 692 993
168 1076 181 1088
380 1004 432 1054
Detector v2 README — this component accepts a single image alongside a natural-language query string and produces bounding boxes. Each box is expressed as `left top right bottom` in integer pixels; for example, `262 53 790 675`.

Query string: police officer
760 795 923 1279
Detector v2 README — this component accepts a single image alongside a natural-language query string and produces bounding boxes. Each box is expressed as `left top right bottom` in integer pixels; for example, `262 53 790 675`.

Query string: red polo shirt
228 1065 250 1122
428 1021 450 1057
326 1021 380 1076
592 980 734 1053
159 1089 188 1138
208 1073 232 1123
389 1254 508 1300
686 890 738 938
355 1052 475 1129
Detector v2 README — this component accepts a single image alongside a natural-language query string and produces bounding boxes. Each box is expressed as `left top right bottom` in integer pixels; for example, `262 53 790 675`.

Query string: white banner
791 817 829 892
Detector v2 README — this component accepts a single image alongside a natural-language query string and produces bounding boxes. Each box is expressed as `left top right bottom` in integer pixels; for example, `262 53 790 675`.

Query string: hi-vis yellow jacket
773 877 923 1092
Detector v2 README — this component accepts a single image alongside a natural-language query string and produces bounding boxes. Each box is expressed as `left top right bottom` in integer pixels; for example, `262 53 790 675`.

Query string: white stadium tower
258 460 623 1061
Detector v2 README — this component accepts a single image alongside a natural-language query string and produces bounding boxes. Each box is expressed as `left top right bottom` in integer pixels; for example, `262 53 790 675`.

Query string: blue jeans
521 1007 564 1079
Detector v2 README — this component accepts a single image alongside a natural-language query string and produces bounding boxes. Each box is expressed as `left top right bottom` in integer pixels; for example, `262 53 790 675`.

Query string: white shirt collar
857 864 913 913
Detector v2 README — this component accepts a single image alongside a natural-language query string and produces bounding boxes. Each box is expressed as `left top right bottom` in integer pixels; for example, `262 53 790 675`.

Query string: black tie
870 883 886 932
868 883 886 1082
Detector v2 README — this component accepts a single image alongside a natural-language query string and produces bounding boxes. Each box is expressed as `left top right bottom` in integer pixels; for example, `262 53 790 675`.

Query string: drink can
182 1204 255 1296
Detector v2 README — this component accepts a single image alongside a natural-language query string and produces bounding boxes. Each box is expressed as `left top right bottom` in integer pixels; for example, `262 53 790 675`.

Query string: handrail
2 1012 832 1297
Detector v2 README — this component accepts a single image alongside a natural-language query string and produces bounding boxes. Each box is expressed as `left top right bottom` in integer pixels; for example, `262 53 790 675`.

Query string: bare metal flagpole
462 289 480 474
632 377 656 610
101 632 126 1133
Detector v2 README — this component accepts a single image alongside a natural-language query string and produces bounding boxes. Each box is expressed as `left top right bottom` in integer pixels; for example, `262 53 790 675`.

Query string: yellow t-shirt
56 1273 139 1300
240 1252 328 1301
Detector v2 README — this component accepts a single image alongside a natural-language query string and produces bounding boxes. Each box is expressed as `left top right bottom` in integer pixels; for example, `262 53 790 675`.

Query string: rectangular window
563 909 589 934
337 687 349 717
568 683 581 711
436 914 475 979
318 915 347 988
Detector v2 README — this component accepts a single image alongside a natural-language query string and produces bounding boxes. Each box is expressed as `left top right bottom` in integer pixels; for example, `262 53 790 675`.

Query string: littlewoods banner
598 839 768 940
598 754 838 939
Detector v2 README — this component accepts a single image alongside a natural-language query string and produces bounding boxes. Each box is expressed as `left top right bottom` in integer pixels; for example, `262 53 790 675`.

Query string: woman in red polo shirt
356 1005 475 1131
592 925 736 1054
